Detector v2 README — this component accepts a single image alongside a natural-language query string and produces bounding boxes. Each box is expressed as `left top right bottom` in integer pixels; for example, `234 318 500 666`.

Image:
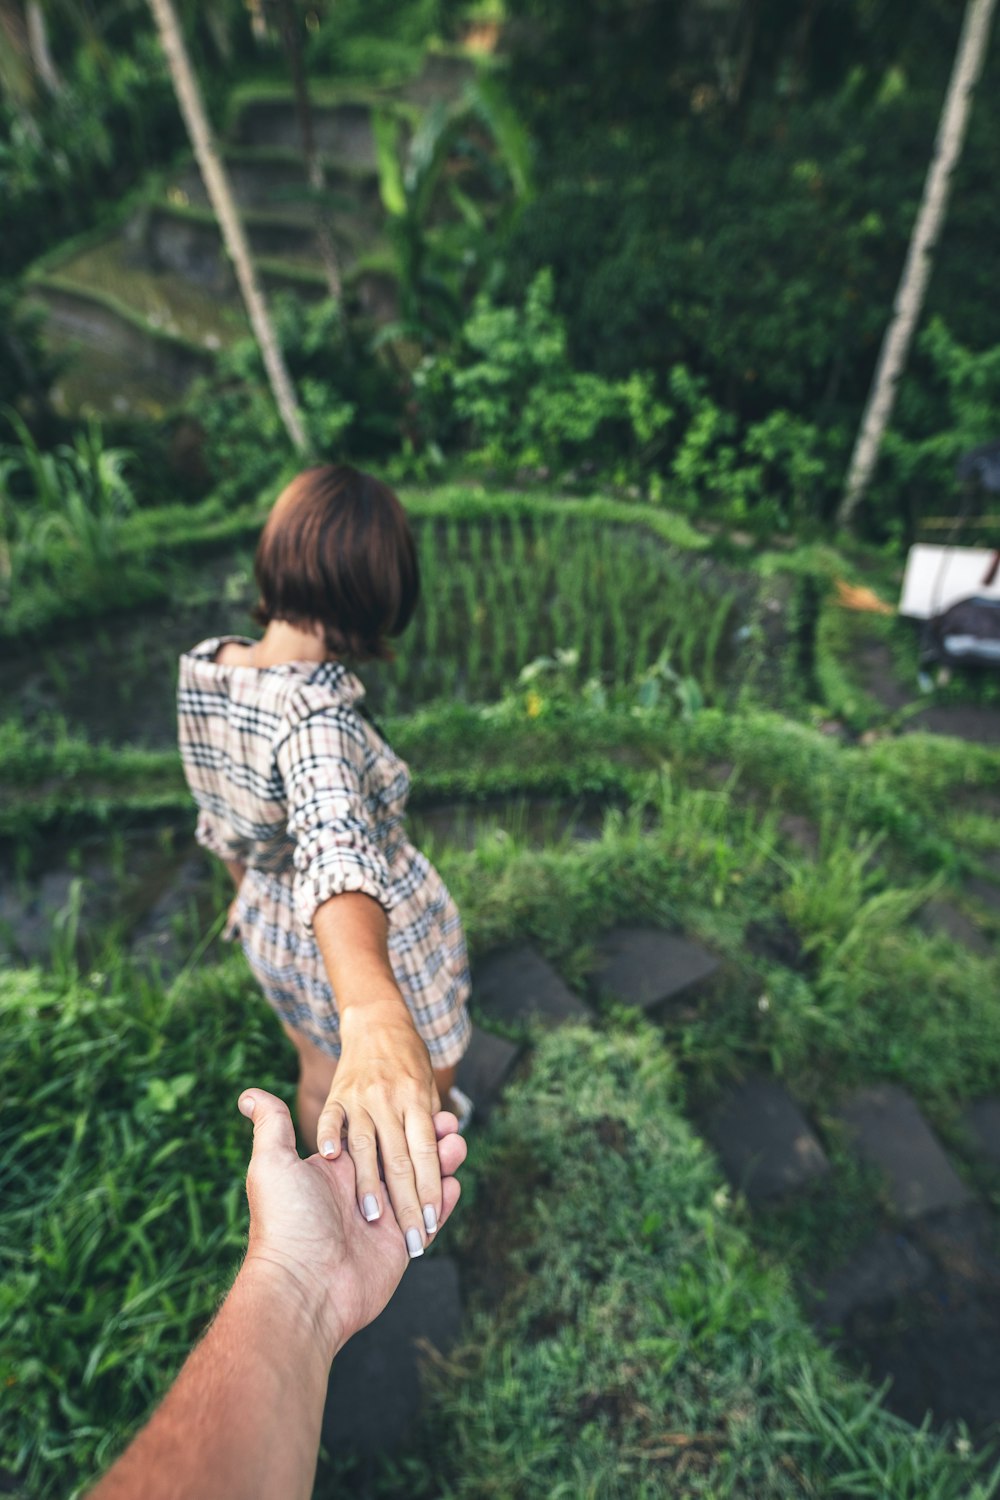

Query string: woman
177 464 472 1259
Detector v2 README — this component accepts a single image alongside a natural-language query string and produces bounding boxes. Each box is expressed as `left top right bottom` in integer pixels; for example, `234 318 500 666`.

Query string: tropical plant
372 76 534 354
0 411 136 598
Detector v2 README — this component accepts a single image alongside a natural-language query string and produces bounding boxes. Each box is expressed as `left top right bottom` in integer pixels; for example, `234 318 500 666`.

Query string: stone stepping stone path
811 1231 932 1327
474 945 593 1029
455 1024 521 1122
706 1075 830 1203
834 1085 972 1221
591 926 720 1013
322 1253 462 1456
963 1098 1000 1166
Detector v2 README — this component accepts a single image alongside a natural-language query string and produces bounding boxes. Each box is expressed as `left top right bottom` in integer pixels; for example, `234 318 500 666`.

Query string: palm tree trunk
147 0 308 455
25 1 59 94
837 0 998 529
275 0 343 300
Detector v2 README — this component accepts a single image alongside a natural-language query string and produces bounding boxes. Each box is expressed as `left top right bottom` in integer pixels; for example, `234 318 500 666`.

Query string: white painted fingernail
405 1228 424 1258
422 1204 438 1234
363 1194 380 1221
321 1139 337 1158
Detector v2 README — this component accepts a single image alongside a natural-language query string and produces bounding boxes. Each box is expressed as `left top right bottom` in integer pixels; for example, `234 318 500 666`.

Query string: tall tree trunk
837 0 998 529
146 0 308 455
274 0 343 300
25 1 59 94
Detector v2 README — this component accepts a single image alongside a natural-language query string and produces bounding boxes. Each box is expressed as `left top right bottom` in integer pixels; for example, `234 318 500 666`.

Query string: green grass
389 1025 998 1498
5 969 997 1500
0 957 292 1498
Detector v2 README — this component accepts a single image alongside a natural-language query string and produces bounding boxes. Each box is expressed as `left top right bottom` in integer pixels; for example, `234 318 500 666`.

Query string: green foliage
372 80 534 356
876 319 1000 535
0 957 289 1498
0 35 183 281
187 295 402 503
418 269 671 482
305 0 446 84
415 1025 998 1498
0 412 136 607
416 271 840 525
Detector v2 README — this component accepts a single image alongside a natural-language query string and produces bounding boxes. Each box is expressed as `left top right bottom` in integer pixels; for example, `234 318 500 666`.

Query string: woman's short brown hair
252 464 419 661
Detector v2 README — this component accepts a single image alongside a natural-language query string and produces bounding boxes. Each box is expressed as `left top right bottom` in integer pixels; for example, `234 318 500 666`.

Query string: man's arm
88 1090 465 1500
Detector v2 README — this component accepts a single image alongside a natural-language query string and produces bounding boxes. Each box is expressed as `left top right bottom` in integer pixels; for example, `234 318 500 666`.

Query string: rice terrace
4 2 1000 1498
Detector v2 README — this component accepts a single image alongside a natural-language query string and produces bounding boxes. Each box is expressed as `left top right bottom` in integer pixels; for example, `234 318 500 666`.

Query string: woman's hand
240 1089 464 1355
316 994 442 1259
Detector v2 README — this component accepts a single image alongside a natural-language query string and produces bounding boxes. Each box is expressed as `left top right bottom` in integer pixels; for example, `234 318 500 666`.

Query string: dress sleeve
275 706 395 932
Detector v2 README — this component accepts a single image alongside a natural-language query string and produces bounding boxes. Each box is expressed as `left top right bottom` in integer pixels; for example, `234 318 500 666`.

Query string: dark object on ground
920 595 1000 668
706 1075 830 1203
591 926 719 1012
835 1085 971 1221
322 1256 462 1456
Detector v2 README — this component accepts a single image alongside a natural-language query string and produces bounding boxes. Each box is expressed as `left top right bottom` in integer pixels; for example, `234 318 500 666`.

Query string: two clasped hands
88 1087 466 1500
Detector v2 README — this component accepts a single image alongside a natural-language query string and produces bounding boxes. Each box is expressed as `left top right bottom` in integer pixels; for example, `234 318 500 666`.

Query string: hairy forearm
88 1260 335 1500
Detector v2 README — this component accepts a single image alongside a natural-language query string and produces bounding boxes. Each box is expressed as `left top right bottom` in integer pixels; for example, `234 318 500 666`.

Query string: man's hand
238 1088 465 1360
315 997 443 1260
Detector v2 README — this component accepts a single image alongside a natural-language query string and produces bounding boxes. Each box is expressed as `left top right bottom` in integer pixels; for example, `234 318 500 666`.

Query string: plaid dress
177 636 471 1066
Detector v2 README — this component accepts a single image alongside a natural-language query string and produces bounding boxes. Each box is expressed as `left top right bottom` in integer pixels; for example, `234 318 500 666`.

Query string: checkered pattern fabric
177 637 471 1065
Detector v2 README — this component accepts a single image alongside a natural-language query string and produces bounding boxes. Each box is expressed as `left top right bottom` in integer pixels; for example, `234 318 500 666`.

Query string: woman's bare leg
434 1064 457 1112
282 1023 337 1153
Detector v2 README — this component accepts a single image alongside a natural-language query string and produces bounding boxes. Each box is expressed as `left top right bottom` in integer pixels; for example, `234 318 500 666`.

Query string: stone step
835 1085 972 1221
322 1253 462 1455
809 1231 932 1328
962 1097 1000 1166
592 926 719 1012
474 946 592 1030
831 1206 1000 1438
705 1075 830 1204
455 1025 521 1121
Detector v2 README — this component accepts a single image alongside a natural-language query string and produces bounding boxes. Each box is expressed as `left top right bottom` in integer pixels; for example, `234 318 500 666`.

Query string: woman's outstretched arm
312 891 442 1260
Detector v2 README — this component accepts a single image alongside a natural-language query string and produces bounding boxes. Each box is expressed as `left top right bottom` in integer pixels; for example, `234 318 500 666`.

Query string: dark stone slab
811 1232 932 1327
966 872 1000 915
323 1255 462 1455
836 1085 971 1221
455 1025 521 1117
963 1098 1000 1166
592 926 719 1011
843 1206 1000 1439
857 642 915 714
706 1075 830 1203
907 704 1000 747
474 946 591 1029
918 897 991 956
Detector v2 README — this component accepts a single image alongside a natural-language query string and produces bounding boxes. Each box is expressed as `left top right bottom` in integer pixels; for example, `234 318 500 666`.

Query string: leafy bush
0 412 136 606
873 319 1000 537
416 270 841 527
187 295 404 504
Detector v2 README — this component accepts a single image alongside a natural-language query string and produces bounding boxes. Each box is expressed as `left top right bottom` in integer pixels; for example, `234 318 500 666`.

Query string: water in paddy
1 520 758 747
